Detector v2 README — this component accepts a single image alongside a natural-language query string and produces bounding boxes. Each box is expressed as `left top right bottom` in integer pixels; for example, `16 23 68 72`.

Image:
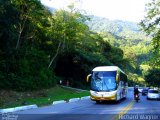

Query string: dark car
142 88 148 95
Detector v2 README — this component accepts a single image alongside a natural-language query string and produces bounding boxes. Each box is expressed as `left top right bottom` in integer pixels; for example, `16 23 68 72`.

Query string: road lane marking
119 100 134 115
111 100 135 120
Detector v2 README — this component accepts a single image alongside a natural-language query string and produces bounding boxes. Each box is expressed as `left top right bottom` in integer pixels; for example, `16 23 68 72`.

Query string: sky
41 0 148 23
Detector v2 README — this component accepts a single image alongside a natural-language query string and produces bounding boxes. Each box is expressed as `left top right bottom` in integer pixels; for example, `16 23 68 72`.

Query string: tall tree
140 0 160 67
48 7 89 69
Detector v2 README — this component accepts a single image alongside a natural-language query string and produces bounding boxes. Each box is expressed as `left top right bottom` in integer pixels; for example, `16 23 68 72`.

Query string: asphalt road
1 88 160 120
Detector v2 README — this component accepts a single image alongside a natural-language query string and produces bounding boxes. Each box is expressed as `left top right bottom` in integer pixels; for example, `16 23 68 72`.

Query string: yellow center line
111 100 135 120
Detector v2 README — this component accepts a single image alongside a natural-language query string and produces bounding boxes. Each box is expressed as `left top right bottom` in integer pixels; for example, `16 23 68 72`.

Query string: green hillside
87 16 152 65
87 16 139 34
0 1 157 92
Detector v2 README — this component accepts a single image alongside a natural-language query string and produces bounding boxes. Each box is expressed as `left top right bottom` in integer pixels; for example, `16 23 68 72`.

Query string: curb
81 96 90 100
14 104 38 112
68 98 80 102
52 100 66 105
0 96 90 113
0 104 38 113
52 96 90 105
0 108 15 113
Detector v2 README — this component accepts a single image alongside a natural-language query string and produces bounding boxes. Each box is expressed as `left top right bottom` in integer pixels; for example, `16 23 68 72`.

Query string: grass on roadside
0 85 89 109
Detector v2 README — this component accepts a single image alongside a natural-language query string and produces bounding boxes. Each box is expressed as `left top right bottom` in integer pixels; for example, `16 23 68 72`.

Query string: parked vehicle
142 88 148 95
147 89 160 100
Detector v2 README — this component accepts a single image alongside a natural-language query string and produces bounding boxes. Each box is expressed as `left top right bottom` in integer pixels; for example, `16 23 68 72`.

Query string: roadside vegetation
140 0 160 87
0 85 89 109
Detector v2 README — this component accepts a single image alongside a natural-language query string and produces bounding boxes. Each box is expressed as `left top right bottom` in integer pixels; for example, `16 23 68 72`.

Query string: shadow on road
94 98 127 105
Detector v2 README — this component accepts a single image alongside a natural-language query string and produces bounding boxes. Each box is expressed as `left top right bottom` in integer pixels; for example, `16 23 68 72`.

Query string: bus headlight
108 91 117 96
90 91 98 96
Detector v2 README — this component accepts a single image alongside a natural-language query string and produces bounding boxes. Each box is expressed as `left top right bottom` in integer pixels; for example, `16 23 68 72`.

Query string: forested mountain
0 0 156 91
86 16 152 65
87 16 151 44
87 16 140 35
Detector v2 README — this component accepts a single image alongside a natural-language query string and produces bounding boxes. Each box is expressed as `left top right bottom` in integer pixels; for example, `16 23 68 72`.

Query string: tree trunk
16 18 26 49
48 41 62 69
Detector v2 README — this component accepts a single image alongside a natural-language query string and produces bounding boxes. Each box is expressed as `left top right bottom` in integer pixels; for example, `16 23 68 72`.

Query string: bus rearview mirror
116 74 119 83
86 74 91 82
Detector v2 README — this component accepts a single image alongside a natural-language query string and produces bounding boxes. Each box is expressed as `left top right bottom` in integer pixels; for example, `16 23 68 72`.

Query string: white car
147 89 160 100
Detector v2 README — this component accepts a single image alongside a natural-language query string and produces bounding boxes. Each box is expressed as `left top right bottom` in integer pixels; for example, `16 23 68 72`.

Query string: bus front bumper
90 94 116 101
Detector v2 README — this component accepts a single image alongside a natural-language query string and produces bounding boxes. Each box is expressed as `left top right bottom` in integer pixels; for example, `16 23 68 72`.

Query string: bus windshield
91 71 117 91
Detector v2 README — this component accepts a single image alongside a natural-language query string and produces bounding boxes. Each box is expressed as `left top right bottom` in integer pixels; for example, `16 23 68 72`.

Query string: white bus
87 66 128 103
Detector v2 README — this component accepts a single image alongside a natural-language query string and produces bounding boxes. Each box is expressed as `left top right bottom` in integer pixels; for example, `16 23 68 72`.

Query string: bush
145 69 160 88
0 48 58 91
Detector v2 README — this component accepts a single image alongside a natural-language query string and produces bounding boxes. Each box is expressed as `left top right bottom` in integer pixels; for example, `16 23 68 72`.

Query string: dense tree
145 69 160 88
0 0 57 91
140 0 160 67
0 0 149 90
47 8 90 69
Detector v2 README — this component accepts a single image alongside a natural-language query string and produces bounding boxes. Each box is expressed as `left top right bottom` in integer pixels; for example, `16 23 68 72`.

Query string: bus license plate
101 97 105 100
